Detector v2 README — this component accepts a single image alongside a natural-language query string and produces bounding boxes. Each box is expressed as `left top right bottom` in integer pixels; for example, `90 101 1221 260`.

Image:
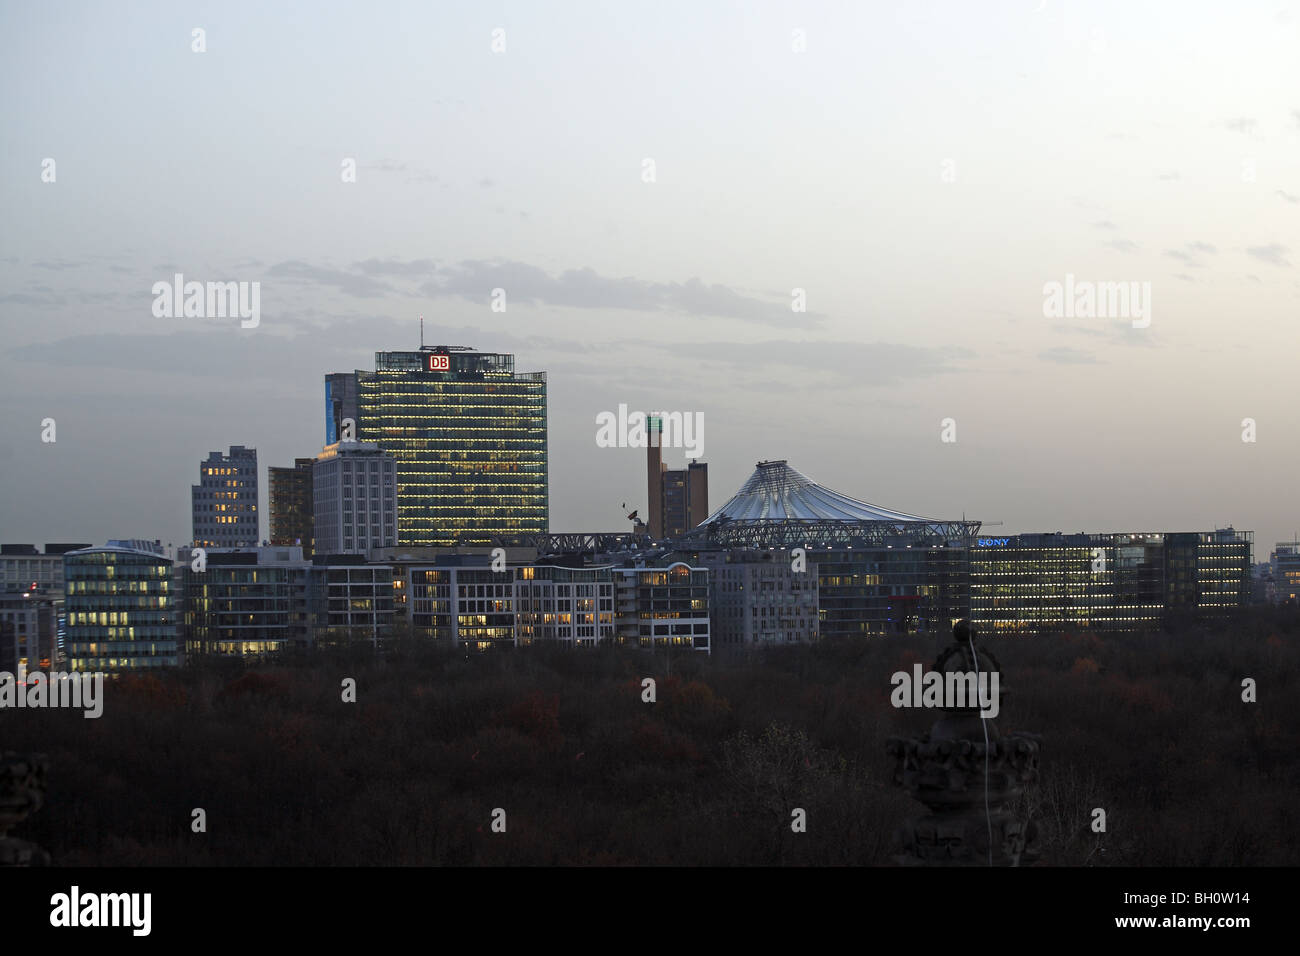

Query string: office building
312 441 398 555
408 561 613 649
325 371 360 444
182 546 311 657
309 554 395 646
970 530 1253 633
694 549 819 648
192 445 259 548
0 594 57 672
646 417 707 538
1 543 90 595
405 557 706 652
613 562 711 652
1271 542 1300 604
331 345 548 547
63 540 179 670
268 458 315 556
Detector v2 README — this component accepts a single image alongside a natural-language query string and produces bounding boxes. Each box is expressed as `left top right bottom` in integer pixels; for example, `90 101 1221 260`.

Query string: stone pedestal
887 621 1040 866
0 753 50 867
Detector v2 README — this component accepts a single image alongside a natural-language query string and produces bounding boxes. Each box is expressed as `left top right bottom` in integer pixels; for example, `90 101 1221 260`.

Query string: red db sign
427 353 450 371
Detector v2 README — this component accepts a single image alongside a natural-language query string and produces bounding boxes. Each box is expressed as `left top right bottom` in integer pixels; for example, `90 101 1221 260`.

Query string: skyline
3 1 1299 551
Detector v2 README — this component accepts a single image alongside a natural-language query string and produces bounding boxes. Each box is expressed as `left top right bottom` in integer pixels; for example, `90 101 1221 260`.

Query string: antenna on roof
419 314 424 348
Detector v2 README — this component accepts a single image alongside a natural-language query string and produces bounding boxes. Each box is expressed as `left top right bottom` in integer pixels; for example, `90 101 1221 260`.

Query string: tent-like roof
700 460 938 525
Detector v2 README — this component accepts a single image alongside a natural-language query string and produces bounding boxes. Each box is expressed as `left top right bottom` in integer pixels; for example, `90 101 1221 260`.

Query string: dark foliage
5 609 1297 865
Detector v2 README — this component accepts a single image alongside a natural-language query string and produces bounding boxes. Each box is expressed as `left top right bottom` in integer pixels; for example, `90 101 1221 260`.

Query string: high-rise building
646 417 707 538
325 372 359 444
331 346 548 547
269 458 315 556
192 446 259 548
63 541 179 670
312 441 398 555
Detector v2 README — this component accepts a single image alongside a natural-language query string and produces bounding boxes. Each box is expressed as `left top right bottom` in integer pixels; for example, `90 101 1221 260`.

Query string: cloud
1092 220 1117 230
32 259 83 270
676 338 970 384
1245 244 1291 267
1163 243 1216 268
1277 190 1299 204
0 291 65 305
1102 239 1139 253
351 258 437 277
362 159 408 173
1039 346 1100 365
1224 117 1257 134
1156 171 1180 181
421 260 822 325
265 260 394 297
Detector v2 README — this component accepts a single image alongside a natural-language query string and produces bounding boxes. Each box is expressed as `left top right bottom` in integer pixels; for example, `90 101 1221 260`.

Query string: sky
2 0 1298 556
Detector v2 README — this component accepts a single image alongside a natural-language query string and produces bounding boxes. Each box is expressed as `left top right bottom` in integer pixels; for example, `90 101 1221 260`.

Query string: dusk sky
2 0 1298 553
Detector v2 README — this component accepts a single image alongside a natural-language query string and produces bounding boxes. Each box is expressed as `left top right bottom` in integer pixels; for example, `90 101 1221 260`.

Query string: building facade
0 595 57 672
192 445 259 548
325 371 360 444
693 549 819 648
182 546 312 657
63 541 179 671
613 563 710 651
334 346 548 547
1271 541 1300 604
1 543 90 595
647 417 708 538
405 558 707 652
970 530 1253 633
268 458 315 556
309 555 395 646
312 442 398 556
408 562 613 649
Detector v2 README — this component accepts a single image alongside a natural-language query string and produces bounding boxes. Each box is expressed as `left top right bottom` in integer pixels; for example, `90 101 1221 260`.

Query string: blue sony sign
977 538 1010 547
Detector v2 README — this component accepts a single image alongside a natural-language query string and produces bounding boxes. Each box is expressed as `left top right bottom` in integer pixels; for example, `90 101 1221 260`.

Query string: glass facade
815 541 969 637
616 564 710 650
971 530 1252 633
409 564 614 649
183 553 311 657
268 459 314 556
353 349 547 547
64 548 179 670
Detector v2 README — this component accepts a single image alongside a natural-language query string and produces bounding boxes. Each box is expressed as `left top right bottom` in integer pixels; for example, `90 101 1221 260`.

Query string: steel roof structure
679 460 980 549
